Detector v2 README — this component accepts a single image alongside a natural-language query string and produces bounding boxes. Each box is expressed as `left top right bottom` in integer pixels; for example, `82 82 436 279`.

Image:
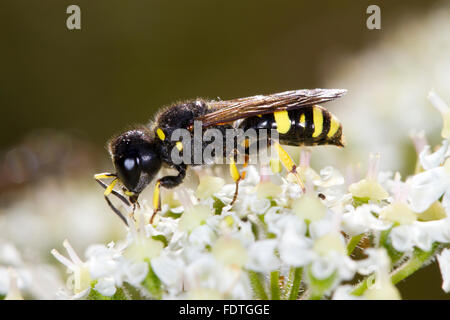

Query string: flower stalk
288 267 303 300
248 271 268 300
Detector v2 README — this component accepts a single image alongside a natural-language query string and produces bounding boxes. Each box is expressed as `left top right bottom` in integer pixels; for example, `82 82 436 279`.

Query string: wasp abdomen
239 105 345 147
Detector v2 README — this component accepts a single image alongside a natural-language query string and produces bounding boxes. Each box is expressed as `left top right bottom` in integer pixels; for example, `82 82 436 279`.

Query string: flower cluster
19 92 450 300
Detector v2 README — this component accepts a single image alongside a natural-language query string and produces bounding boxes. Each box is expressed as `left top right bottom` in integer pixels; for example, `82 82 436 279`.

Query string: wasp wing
196 88 347 128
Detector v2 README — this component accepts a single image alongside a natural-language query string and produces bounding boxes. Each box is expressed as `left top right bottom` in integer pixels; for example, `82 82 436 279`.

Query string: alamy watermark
366 5 381 30
169 121 280 166
66 5 81 30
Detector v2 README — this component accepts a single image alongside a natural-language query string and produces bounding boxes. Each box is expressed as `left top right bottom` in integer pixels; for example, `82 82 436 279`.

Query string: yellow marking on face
257 114 262 118
229 158 241 182
156 128 165 141
274 142 295 172
104 178 118 196
176 141 183 151
312 107 323 138
274 110 291 134
153 181 161 210
327 115 341 138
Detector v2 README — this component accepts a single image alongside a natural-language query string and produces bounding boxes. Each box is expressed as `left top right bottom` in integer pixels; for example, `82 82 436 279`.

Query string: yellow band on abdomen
327 115 340 138
299 113 306 127
274 110 291 134
312 107 323 138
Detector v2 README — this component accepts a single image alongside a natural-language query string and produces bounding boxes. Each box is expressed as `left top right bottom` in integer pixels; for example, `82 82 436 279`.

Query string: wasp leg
152 164 187 221
229 152 249 206
95 175 131 206
95 173 130 226
272 141 306 192
104 195 129 226
152 181 162 215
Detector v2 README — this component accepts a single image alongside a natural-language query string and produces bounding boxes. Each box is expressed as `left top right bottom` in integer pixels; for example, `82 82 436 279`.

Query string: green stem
351 276 372 296
347 233 364 255
87 281 128 300
142 259 162 299
352 244 439 296
248 271 268 300
391 246 438 285
309 291 324 300
270 270 280 300
288 267 303 300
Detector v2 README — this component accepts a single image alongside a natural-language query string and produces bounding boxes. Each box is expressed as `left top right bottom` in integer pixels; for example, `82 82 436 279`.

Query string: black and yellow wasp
95 89 346 225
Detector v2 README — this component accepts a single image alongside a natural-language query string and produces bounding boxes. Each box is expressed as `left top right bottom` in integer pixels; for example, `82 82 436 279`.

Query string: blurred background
0 0 449 298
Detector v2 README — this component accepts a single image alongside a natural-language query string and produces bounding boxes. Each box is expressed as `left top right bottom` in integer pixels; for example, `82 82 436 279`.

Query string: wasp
95 89 346 225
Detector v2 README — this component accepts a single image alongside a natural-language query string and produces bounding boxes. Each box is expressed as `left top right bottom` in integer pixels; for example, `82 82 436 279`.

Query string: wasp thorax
109 129 162 194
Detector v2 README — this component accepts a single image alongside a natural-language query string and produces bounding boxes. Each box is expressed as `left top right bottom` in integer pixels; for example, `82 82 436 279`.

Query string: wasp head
109 129 162 201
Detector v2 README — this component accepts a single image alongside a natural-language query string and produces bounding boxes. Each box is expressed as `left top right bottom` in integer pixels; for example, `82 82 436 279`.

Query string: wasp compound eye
139 148 162 180
116 156 141 192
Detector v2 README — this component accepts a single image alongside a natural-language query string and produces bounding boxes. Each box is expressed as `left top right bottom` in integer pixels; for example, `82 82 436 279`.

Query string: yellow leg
149 181 162 224
229 154 249 205
273 142 306 192
104 178 118 196
153 181 162 212
94 172 116 180
94 172 119 196
241 154 249 179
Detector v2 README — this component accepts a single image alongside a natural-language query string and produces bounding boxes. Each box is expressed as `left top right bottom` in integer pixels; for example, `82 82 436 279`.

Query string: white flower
265 213 313 266
0 245 32 297
408 159 450 212
86 240 149 289
85 242 124 280
212 236 248 268
124 214 164 262
311 233 356 281
245 239 280 272
249 198 271 215
316 166 345 188
437 248 450 292
188 224 216 249
419 140 449 170
51 239 91 298
357 248 401 300
428 90 450 140
390 224 428 252
94 277 116 296
123 261 149 286
341 204 391 236
151 251 185 294
0 242 23 266
183 254 251 299
4 268 24 300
